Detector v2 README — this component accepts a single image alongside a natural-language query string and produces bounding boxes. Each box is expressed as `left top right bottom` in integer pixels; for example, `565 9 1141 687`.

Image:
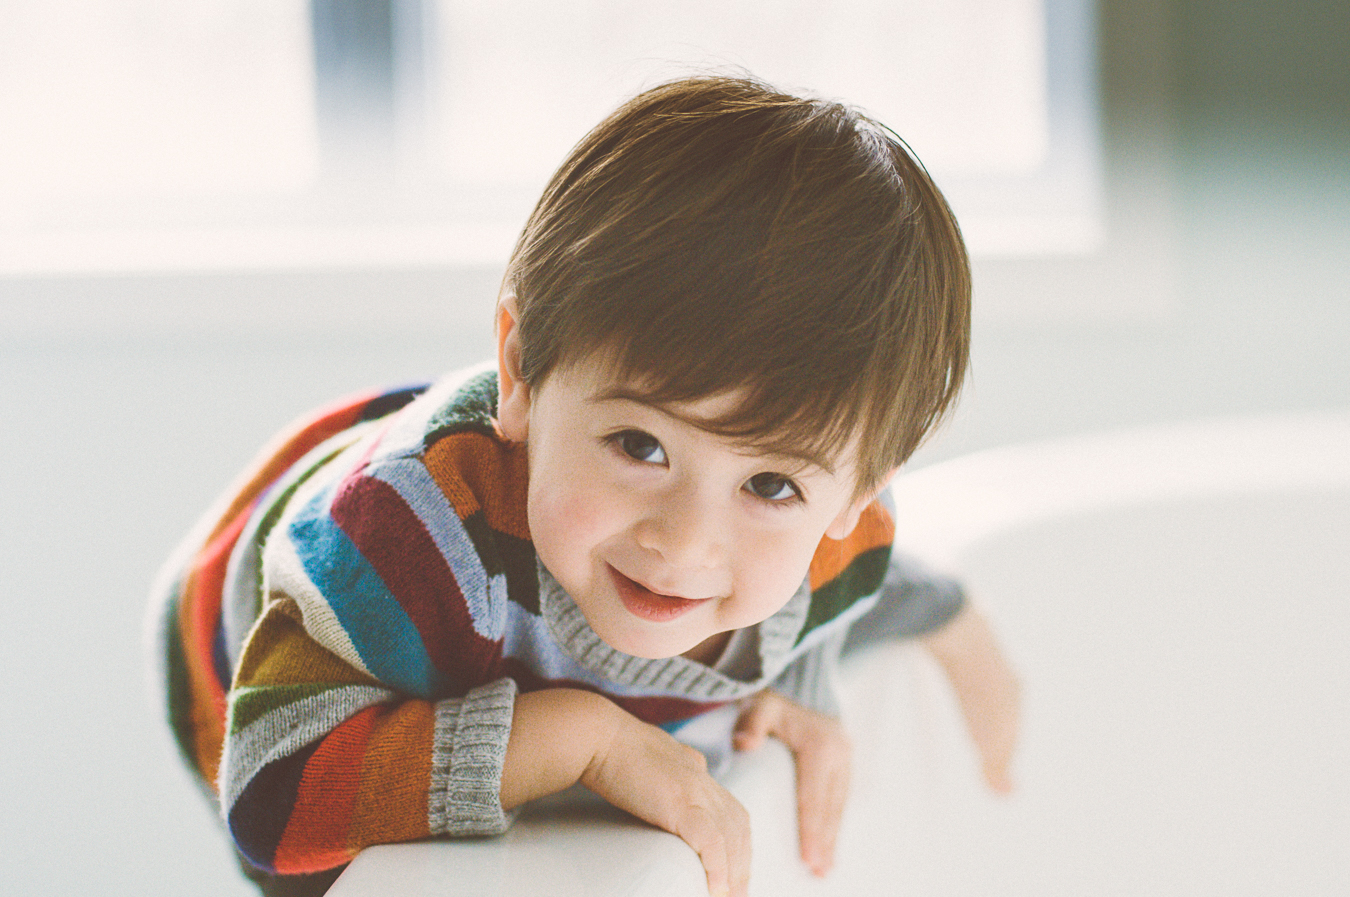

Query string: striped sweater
153 366 895 877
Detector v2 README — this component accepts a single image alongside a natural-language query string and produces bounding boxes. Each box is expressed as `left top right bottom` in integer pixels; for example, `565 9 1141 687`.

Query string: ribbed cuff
428 678 518 836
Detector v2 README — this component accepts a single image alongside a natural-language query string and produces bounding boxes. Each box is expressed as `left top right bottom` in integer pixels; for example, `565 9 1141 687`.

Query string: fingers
736 691 852 877
581 713 752 897
731 693 780 753
674 796 752 897
585 694 852 893
791 725 851 876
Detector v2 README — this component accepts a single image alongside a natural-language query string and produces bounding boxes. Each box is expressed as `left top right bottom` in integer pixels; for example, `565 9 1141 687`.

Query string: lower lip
608 566 708 622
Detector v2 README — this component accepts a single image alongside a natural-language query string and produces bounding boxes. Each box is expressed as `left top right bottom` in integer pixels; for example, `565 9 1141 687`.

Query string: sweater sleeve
769 550 967 719
221 602 517 875
219 423 528 876
841 551 967 655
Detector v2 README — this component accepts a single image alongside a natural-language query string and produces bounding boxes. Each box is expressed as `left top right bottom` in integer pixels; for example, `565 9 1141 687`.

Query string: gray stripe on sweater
220 684 390 811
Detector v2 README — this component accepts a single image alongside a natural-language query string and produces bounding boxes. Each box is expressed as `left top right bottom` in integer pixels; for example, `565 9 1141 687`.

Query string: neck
680 630 732 666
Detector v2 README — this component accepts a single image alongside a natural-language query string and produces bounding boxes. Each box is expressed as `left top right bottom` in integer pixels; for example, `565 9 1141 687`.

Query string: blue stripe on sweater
289 485 439 697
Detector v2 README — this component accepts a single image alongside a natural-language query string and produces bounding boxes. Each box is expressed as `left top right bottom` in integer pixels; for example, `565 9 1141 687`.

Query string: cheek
528 475 629 570
526 432 617 562
726 528 821 624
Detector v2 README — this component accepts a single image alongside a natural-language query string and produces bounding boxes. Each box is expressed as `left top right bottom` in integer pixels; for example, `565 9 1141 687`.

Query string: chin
584 615 695 659
603 628 692 660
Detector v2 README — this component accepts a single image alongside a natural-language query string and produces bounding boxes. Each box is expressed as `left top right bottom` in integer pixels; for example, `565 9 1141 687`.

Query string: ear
825 468 901 540
496 293 531 442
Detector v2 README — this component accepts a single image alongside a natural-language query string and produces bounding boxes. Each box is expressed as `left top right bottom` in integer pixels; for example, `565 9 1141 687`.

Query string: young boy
154 75 1019 897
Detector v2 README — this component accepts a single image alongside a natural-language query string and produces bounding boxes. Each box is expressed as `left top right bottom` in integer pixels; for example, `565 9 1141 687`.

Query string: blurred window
0 0 317 210
0 0 1095 273
427 0 1049 188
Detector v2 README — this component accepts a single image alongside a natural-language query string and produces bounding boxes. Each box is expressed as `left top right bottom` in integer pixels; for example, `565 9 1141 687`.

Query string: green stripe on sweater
229 682 357 734
794 546 891 646
163 587 201 771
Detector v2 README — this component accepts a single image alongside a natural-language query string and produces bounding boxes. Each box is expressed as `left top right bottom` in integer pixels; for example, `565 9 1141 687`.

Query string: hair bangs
505 74 970 498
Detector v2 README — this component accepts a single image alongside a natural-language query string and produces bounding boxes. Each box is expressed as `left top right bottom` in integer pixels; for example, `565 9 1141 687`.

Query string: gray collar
537 560 812 702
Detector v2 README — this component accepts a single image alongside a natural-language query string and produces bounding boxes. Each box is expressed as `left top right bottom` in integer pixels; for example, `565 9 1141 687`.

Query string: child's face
500 358 877 661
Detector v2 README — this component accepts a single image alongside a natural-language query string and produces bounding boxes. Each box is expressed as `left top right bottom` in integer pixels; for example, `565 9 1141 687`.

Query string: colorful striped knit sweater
153 366 895 877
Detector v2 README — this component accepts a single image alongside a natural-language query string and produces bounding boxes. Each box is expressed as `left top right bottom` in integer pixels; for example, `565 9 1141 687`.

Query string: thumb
732 695 779 752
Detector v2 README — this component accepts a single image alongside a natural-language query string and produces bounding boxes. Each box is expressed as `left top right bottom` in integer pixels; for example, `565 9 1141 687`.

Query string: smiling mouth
607 566 709 622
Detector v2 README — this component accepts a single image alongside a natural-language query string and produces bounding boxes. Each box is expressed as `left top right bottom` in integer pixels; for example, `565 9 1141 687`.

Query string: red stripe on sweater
331 472 500 690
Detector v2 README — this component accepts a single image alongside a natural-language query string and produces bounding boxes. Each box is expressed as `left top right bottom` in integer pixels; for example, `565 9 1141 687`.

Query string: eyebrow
591 386 840 476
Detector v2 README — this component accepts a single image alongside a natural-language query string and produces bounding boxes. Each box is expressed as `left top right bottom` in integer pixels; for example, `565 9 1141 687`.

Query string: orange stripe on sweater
271 706 380 874
348 703 437 848
807 500 894 591
180 507 251 788
423 431 530 539
270 702 438 873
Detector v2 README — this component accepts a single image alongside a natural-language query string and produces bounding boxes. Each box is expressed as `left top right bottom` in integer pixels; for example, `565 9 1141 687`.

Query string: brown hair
504 74 970 495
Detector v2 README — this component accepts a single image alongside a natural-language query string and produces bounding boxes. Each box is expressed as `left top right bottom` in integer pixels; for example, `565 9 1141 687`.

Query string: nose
633 487 726 571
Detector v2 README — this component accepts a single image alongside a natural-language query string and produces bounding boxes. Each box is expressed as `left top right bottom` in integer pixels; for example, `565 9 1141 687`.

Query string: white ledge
890 410 1350 567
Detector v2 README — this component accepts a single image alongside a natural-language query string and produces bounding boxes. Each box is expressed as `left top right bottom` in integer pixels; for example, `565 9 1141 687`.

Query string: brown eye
746 472 801 502
615 430 666 464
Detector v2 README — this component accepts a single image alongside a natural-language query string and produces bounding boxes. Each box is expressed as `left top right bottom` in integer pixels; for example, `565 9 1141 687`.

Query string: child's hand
732 690 851 877
921 603 1021 793
504 688 750 896
581 702 752 897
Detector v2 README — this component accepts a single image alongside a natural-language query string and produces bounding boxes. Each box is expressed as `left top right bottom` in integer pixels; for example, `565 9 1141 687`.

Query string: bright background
1 0 1346 894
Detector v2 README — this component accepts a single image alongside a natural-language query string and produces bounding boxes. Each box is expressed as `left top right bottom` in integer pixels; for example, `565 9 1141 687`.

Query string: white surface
891 411 1350 566
330 411 1350 895
334 794 708 897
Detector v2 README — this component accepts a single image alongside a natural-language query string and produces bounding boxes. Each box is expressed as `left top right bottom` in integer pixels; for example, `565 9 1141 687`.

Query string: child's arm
920 602 1021 793
221 601 519 875
503 688 752 897
845 548 1021 794
225 601 751 895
